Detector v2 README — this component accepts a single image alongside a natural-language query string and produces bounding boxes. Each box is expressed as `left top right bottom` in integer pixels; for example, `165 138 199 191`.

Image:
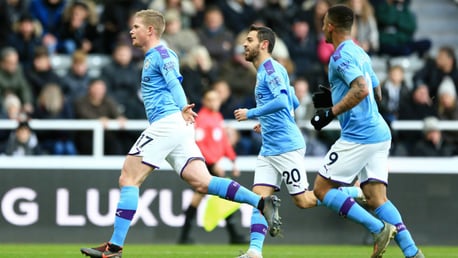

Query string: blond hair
135 9 166 38
3 93 21 111
182 45 212 71
38 83 64 115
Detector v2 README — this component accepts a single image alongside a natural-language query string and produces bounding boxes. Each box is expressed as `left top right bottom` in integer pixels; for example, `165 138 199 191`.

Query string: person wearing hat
7 12 43 69
4 120 42 156
437 76 458 150
412 116 456 156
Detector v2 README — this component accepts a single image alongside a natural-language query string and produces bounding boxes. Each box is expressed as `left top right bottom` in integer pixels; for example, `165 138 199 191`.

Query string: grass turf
0 244 456 258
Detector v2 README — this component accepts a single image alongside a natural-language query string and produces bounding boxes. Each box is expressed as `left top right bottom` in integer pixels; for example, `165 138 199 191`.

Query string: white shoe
237 249 263 258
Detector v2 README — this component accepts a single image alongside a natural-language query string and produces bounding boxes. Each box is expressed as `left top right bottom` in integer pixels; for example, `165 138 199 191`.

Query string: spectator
4 0 30 24
346 0 379 54
293 77 328 156
413 45 458 103
188 0 206 29
0 0 12 49
180 45 218 112
412 116 456 156
99 0 148 54
56 0 101 54
217 0 257 35
0 93 26 151
0 93 23 120
375 0 431 57
284 13 322 81
309 0 331 38
211 79 260 155
196 6 235 73
73 78 126 155
61 50 91 104
396 85 437 155
110 10 144 65
436 77 458 150
219 44 256 111
33 83 77 155
149 0 196 28
162 8 201 60
211 79 239 119
24 45 62 99
100 42 142 118
0 47 33 114
4 120 42 156
8 12 43 69
258 0 299 40
29 0 67 54
378 64 411 125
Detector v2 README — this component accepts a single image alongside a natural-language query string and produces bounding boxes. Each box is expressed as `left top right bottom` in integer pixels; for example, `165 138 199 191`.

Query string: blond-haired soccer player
80 9 281 258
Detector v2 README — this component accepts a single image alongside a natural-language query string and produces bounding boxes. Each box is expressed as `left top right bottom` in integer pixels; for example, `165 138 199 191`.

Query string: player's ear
148 25 155 35
262 40 269 51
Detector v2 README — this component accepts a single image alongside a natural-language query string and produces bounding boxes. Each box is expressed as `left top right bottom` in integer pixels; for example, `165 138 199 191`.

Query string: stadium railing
0 119 457 173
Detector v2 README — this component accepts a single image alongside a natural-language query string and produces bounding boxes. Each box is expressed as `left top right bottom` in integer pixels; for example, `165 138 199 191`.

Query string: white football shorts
254 148 309 195
317 139 391 185
128 112 203 174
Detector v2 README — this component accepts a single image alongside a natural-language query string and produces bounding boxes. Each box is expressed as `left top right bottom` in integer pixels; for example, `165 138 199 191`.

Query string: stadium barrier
1 119 458 157
0 120 457 244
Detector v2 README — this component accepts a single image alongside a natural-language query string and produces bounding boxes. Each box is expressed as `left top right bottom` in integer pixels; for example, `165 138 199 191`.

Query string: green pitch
0 244 456 258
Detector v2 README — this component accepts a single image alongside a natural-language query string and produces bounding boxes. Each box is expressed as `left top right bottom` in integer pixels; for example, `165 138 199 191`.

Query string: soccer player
233 25 365 258
177 89 247 245
310 5 424 258
80 9 281 258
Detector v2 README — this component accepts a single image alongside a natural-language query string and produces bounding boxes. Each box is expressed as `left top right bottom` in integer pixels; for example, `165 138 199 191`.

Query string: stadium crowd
0 0 457 157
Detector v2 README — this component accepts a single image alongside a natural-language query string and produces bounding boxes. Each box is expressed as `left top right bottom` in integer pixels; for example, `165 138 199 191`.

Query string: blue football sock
375 201 418 257
248 208 268 253
322 189 383 233
207 177 261 208
316 186 362 206
109 186 139 247
339 186 363 198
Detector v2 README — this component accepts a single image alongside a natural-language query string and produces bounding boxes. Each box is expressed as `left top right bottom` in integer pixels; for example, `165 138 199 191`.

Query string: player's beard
244 45 260 62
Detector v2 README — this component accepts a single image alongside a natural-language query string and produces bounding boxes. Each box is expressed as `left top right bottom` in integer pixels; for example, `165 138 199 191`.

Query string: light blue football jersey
255 58 305 156
328 40 391 143
141 45 183 123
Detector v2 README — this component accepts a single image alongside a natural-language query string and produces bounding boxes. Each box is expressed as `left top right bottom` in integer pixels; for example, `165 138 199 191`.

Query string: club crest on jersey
144 60 150 69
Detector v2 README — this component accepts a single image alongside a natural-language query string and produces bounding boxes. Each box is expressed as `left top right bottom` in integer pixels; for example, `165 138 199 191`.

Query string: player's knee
293 194 316 209
193 183 209 194
294 200 312 209
313 188 325 201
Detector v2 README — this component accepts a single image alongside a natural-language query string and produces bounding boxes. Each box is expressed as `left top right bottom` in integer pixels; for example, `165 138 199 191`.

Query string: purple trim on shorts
179 157 205 178
291 190 306 196
253 183 280 192
396 223 406 233
317 173 352 186
360 178 388 187
115 209 136 220
128 150 141 155
141 160 159 170
251 223 268 235
226 181 240 200
338 197 355 218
